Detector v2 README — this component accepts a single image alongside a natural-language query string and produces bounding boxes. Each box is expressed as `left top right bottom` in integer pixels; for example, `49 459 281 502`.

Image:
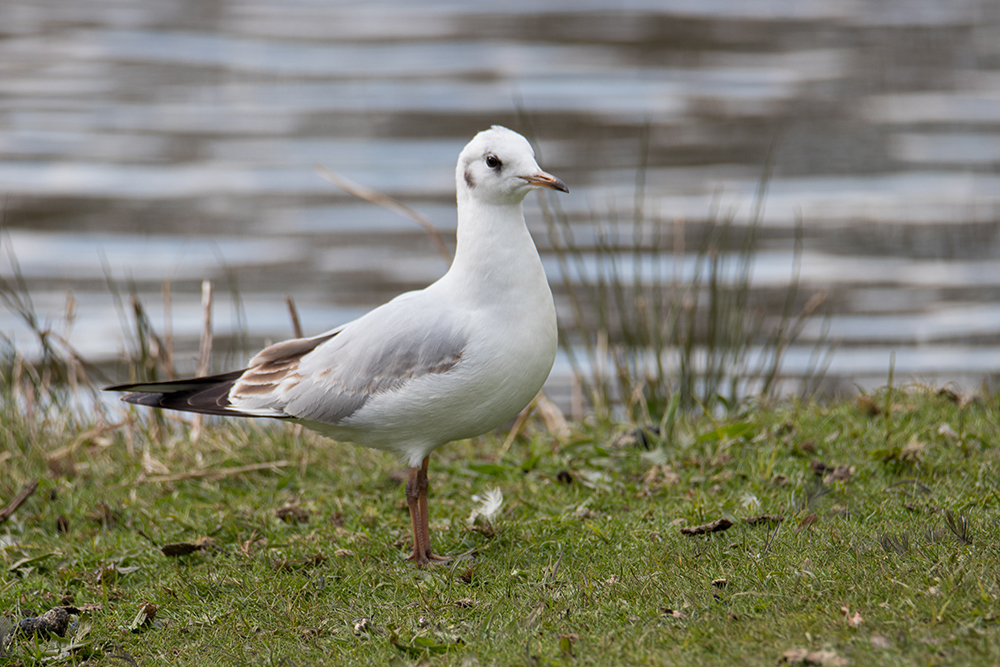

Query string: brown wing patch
247 332 338 367
233 333 336 399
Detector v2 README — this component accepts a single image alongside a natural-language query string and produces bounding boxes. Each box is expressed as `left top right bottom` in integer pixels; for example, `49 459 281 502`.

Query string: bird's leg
417 456 452 563
405 465 429 566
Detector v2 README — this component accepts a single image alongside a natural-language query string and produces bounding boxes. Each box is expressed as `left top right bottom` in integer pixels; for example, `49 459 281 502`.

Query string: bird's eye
485 154 501 170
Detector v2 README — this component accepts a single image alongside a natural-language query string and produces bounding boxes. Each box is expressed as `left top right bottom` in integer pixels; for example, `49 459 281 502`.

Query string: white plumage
109 126 568 565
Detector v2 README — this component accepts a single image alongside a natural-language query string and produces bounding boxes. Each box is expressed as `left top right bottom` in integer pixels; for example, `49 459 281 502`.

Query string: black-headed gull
107 126 568 566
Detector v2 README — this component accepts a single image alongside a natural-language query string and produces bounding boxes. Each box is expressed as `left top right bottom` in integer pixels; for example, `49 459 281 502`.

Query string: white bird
107 126 568 566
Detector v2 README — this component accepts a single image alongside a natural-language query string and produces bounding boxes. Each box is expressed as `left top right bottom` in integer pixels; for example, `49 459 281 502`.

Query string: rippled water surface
2 0 1000 403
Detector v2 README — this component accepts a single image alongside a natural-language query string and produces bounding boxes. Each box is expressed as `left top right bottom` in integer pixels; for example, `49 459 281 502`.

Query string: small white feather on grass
740 493 761 512
467 487 504 526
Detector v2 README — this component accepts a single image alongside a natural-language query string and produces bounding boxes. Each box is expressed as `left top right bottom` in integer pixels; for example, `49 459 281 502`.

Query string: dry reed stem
45 420 125 462
498 393 540 458
162 280 175 379
315 165 451 263
191 280 214 442
196 280 213 377
0 479 39 523
286 295 304 338
535 393 570 440
139 460 293 484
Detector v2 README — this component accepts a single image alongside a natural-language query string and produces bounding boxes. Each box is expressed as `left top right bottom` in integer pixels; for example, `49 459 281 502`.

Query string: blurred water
2 0 1000 404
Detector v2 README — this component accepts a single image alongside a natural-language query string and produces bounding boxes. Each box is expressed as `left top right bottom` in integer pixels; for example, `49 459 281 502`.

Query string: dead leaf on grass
680 518 732 536
840 605 864 628
810 461 832 475
161 537 215 557
276 504 310 524
824 465 853 485
797 439 817 454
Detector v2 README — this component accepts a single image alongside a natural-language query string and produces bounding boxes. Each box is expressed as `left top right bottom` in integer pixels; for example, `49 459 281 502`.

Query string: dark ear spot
464 168 476 189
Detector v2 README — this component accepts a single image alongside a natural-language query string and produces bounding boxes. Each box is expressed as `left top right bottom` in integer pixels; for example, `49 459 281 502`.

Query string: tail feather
106 370 283 418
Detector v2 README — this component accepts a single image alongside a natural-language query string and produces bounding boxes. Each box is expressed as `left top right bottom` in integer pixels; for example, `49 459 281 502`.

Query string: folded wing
108 294 469 425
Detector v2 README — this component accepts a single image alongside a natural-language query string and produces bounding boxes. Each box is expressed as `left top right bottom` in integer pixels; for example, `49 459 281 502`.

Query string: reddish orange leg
404 457 451 567
405 466 425 564
417 457 451 564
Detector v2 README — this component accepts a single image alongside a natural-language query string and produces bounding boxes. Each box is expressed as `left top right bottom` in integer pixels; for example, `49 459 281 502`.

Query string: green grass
3 384 1000 665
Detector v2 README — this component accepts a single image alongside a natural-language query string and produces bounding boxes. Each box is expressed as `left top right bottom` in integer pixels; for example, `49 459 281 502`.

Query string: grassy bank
2 384 999 665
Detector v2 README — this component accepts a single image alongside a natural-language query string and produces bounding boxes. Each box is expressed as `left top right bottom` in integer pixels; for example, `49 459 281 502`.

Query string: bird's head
456 126 568 206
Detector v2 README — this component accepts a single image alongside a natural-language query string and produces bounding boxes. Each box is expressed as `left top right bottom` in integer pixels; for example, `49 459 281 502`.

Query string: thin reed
540 144 830 422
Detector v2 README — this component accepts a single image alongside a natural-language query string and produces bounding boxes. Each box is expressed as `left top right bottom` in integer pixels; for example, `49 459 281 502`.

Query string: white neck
444 192 547 303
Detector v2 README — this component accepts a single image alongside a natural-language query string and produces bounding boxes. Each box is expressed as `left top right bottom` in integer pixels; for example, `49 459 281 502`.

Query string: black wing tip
104 370 247 393
120 391 163 406
103 371 249 417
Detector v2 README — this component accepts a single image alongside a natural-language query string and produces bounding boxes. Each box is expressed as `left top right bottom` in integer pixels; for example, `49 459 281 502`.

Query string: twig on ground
0 479 39 523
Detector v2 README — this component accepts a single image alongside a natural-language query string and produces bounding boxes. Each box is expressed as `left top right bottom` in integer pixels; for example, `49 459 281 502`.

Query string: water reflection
2 0 999 397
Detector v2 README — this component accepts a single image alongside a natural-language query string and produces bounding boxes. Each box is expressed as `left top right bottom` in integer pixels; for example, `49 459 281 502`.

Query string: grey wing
229 298 468 424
